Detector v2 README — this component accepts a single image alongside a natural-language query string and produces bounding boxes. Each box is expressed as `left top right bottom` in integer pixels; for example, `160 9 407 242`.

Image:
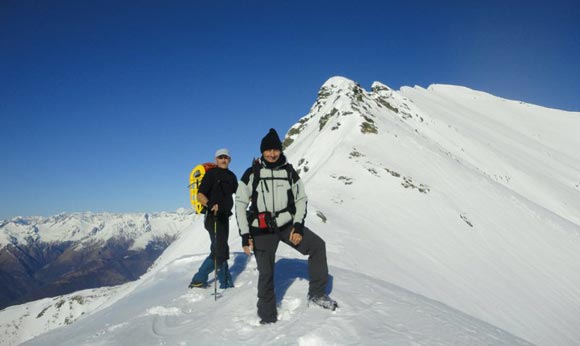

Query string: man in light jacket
235 128 338 324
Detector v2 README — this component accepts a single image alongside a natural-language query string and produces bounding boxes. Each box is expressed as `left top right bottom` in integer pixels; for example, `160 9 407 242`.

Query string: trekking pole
214 216 218 301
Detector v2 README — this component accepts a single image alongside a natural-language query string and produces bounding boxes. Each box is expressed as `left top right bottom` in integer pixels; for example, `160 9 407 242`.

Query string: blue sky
1 0 579 219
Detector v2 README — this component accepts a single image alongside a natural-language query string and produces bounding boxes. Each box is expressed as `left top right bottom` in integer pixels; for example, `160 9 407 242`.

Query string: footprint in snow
172 291 204 313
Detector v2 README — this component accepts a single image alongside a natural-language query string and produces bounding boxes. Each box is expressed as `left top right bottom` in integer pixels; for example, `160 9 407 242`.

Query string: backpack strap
250 160 261 215
284 164 297 215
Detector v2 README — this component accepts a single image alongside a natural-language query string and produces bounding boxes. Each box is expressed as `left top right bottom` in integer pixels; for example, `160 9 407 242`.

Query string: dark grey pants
204 213 230 267
252 225 328 322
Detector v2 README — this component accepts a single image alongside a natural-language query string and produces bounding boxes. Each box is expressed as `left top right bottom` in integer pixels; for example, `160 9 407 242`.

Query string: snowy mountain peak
320 75 359 90
312 76 366 114
370 80 391 92
283 76 426 151
0 211 192 250
282 77 431 187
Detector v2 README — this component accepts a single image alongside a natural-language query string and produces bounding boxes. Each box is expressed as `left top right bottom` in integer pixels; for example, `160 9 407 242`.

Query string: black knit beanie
260 128 283 152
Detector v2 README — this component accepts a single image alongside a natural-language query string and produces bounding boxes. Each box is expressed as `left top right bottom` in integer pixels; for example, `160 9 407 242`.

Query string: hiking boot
308 294 338 311
218 261 234 289
220 281 234 289
188 281 207 289
189 256 214 288
259 318 277 325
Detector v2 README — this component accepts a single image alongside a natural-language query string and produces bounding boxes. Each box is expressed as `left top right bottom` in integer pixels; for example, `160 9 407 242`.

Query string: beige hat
215 148 230 158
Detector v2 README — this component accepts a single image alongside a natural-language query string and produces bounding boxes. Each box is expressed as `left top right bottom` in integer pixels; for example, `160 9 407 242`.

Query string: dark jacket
198 167 238 217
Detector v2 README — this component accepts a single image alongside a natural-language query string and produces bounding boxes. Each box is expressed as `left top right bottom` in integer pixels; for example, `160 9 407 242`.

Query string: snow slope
3 76 580 346
19 220 533 346
0 210 199 345
284 77 580 346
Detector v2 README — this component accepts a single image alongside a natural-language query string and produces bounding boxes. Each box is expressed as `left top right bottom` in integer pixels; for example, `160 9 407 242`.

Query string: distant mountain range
0 210 193 309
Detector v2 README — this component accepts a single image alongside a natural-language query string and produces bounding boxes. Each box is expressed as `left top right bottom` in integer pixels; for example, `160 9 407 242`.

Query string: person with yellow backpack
189 148 238 290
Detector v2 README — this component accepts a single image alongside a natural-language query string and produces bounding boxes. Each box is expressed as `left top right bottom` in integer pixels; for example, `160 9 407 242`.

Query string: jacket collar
260 153 288 170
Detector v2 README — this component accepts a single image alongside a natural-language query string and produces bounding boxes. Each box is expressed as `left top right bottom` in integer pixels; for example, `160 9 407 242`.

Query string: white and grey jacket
235 156 307 243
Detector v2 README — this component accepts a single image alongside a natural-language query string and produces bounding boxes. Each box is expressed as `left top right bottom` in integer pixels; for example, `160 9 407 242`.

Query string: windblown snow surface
3 76 580 346
14 219 533 346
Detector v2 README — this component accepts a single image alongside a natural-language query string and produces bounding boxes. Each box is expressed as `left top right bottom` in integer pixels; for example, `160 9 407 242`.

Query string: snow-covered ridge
281 76 580 346
0 285 125 346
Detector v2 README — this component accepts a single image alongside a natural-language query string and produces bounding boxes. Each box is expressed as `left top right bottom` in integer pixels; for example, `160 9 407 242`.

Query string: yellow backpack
188 162 217 214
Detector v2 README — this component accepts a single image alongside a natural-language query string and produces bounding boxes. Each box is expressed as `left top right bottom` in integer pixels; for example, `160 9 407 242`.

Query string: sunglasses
217 155 230 159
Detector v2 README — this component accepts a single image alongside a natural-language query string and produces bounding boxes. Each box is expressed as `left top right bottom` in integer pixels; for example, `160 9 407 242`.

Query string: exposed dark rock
316 211 327 223
361 115 378 134
319 108 339 131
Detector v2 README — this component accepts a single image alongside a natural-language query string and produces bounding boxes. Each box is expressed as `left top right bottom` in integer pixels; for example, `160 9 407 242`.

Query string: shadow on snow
230 252 251 284
274 258 334 304
210 253 334 305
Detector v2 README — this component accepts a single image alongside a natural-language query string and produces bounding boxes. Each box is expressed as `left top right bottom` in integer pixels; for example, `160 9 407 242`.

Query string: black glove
241 233 252 247
292 222 304 236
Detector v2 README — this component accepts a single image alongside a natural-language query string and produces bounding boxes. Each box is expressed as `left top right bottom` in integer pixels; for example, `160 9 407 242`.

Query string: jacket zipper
271 168 275 215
